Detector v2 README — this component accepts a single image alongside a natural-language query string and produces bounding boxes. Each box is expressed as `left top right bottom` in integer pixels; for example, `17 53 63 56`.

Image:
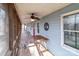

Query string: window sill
62 44 79 55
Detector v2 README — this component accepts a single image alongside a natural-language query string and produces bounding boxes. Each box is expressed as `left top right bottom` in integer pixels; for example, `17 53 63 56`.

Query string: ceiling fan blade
35 17 40 20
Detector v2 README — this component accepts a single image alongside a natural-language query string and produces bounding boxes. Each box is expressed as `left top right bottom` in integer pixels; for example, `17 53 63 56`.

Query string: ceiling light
31 19 35 22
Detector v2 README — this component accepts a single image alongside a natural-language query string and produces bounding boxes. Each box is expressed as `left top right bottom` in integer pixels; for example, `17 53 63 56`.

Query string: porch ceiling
14 3 70 24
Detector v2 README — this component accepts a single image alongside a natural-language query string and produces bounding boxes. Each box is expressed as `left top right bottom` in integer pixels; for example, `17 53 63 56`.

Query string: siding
35 4 79 56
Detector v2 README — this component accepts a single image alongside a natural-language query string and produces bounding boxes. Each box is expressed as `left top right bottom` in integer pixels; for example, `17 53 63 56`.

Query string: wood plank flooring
18 29 53 56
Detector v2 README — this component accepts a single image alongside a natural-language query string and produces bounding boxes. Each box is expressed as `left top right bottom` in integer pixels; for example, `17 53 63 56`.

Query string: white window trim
61 9 79 55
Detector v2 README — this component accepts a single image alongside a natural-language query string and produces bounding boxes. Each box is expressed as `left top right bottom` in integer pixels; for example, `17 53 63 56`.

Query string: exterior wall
0 4 9 55
35 4 79 56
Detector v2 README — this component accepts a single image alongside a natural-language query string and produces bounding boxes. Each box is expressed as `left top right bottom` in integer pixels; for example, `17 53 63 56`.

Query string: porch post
33 22 35 39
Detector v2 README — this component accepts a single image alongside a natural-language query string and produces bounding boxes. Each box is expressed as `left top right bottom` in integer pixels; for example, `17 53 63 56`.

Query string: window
61 10 79 55
0 9 5 35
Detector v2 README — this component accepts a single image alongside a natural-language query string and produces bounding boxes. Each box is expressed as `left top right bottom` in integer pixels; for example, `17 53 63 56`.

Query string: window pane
64 31 75 48
76 14 79 31
76 33 79 49
0 9 5 35
64 15 75 30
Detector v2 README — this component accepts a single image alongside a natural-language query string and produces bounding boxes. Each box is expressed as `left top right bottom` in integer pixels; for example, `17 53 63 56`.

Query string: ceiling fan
25 13 40 22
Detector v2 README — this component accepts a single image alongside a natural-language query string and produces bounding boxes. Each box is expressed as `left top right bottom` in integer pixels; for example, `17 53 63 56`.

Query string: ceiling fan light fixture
31 19 35 22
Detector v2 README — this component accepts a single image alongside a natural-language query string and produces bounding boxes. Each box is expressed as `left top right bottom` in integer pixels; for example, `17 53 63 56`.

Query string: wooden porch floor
18 29 53 56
